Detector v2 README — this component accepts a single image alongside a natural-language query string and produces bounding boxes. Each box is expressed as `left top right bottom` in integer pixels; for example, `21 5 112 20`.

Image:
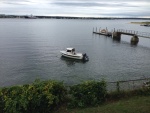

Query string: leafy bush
134 86 150 96
0 80 67 113
106 90 130 101
69 80 107 108
1 79 149 112
107 86 150 102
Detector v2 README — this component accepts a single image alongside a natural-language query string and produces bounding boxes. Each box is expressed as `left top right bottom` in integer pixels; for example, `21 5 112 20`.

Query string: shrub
0 80 67 113
69 80 107 108
106 86 150 102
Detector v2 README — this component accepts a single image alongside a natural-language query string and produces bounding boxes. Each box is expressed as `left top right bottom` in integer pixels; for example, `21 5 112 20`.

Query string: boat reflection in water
60 56 87 66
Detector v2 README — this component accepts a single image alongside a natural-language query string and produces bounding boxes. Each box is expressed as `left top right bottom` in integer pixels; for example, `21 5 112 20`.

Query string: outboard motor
83 53 89 61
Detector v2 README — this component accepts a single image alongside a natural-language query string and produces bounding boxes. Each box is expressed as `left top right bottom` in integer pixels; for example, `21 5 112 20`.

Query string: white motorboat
60 48 89 61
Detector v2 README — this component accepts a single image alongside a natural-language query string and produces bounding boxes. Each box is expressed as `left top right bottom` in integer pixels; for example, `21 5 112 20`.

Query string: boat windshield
67 50 72 52
66 48 75 53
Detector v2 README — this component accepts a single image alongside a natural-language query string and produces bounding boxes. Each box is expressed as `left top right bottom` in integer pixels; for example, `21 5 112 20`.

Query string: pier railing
93 27 150 38
107 77 150 92
114 29 150 38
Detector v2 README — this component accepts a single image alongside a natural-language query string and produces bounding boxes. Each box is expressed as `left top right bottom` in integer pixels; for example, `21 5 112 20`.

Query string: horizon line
1 14 150 19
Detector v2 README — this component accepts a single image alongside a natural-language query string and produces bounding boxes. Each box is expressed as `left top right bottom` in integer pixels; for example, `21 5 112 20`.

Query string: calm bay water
0 19 150 87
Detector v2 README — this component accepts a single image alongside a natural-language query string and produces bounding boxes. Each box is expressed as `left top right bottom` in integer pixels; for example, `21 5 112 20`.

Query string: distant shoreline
0 14 150 20
131 22 150 24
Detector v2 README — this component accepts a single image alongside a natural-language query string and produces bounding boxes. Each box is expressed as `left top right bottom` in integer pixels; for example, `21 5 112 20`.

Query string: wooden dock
93 28 112 37
115 29 150 39
93 31 112 37
93 27 150 45
93 27 150 39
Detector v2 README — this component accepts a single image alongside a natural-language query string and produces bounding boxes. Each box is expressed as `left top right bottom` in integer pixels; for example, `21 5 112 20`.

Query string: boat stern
83 53 89 61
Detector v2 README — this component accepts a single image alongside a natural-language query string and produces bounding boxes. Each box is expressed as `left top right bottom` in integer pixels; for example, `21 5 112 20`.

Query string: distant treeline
0 14 150 20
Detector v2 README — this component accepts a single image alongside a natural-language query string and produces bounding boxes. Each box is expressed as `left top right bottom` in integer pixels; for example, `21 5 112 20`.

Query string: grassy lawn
55 95 150 113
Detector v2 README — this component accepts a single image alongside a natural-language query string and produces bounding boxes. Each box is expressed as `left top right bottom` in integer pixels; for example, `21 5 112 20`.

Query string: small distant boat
60 48 89 61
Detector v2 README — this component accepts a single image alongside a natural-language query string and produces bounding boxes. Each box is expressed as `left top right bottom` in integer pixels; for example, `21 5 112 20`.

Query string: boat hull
60 51 83 60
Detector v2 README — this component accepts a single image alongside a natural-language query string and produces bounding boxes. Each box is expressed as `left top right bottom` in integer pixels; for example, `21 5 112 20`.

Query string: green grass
54 95 150 113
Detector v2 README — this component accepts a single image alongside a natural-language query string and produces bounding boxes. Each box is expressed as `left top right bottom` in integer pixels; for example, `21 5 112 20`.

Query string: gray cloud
52 1 139 8
0 0 150 17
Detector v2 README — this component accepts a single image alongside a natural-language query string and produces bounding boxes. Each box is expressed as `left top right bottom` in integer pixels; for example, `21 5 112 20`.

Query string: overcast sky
0 0 150 17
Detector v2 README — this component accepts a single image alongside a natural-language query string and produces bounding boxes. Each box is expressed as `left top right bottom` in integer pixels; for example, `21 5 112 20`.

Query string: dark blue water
0 19 150 87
